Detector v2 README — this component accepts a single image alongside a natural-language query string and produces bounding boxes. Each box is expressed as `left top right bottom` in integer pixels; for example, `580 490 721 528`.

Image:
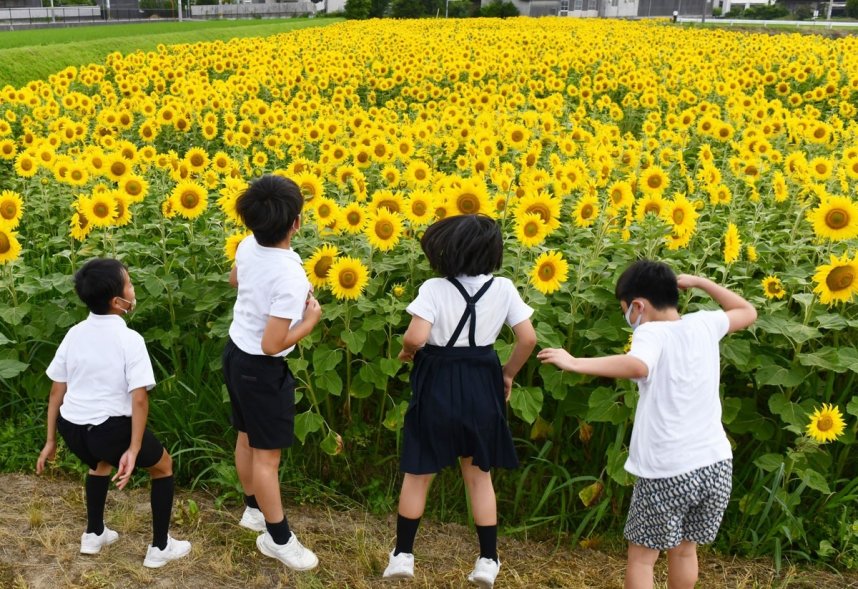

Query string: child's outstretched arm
260 296 322 356
228 265 238 288
677 274 757 333
398 316 431 362
537 349 649 380
36 381 67 474
113 387 148 490
502 320 537 401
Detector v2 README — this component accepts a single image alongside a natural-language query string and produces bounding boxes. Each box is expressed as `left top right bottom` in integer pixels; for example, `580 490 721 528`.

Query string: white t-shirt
625 310 731 479
406 275 533 347
228 235 310 357
46 313 156 426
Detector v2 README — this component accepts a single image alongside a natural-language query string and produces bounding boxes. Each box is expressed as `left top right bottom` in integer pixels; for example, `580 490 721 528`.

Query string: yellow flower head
807 196 858 242
806 403 846 443
84 191 117 227
761 276 785 300
170 181 208 220
0 226 22 265
572 194 600 228
531 251 569 295
514 211 549 248
813 252 858 305
328 256 369 300
365 209 403 252
723 223 741 265
304 244 340 289
0 190 24 230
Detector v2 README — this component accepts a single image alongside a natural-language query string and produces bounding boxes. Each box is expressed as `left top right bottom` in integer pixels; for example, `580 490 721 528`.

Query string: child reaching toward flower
538 260 757 589
383 214 537 588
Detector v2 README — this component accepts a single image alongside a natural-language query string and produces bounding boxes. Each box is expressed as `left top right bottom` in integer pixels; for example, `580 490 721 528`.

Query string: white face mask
624 301 642 331
117 297 136 314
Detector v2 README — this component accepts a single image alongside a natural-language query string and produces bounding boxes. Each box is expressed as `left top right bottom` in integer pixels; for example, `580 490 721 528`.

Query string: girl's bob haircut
420 214 503 278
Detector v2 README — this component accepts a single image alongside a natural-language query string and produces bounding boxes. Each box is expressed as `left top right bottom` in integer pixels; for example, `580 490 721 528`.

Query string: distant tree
847 0 858 18
478 0 518 16
390 0 441 17
344 0 371 18
369 0 389 17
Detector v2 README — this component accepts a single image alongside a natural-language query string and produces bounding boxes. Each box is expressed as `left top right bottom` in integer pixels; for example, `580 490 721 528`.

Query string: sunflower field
1 18 858 569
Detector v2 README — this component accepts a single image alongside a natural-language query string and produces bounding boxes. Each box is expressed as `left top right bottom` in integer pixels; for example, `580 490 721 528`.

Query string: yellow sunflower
807 196 858 242
118 174 148 203
445 179 491 217
170 181 208 220
104 153 132 181
405 160 432 187
112 193 132 227
635 193 667 221
82 192 117 227
365 209 403 252
369 189 404 215
69 208 92 242
404 190 435 226
806 404 846 443
724 223 741 265
304 244 340 289
184 147 210 174
0 190 24 230
292 171 324 204
572 194 600 228
14 152 38 178
665 230 694 251
312 197 340 229
813 252 858 305
662 193 698 236
328 256 369 300
515 191 561 232
639 166 670 196
531 251 569 295
761 276 786 300
607 180 634 210
514 211 548 247
0 226 22 265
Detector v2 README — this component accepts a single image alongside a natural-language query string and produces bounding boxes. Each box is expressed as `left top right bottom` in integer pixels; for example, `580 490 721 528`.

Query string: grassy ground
0 17 341 87
2 473 857 589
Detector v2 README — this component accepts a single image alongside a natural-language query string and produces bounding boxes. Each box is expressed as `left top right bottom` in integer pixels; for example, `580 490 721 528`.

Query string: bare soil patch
1 473 856 588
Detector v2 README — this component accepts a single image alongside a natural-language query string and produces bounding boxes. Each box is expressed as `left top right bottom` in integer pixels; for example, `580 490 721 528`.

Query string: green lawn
0 17 342 87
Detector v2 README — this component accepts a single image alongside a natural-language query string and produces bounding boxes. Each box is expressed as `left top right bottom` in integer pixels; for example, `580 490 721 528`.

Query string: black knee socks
394 514 421 555
476 524 498 562
244 494 259 510
266 516 292 545
85 474 110 535
150 475 174 550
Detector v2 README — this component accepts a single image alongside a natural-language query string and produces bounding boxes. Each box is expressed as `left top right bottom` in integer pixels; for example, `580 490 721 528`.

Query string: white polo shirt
228 234 311 357
625 310 732 479
406 275 533 347
46 313 156 426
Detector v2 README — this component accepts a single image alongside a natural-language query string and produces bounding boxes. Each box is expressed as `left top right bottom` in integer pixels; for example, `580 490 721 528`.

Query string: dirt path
1 473 855 588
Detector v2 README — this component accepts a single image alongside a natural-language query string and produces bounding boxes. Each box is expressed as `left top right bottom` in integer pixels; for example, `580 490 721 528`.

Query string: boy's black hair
74 258 127 315
236 175 304 247
615 260 679 310
420 214 503 278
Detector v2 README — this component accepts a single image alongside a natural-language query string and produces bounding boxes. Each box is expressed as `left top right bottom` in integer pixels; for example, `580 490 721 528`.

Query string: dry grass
1 473 856 588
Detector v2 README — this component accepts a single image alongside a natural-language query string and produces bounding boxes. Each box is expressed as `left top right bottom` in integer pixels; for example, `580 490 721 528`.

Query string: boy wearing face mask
36 258 191 569
538 260 756 589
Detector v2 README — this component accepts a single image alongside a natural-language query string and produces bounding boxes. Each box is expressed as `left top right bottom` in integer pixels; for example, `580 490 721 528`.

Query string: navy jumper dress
400 277 519 475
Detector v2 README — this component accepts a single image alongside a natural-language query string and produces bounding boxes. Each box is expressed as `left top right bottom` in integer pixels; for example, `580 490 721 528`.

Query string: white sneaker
239 507 266 532
143 535 192 568
80 525 119 554
382 550 414 579
468 557 500 588
256 531 319 571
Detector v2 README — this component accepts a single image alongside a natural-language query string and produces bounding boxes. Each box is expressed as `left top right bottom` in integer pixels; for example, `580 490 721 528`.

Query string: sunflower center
644 202 661 215
581 204 594 219
0 231 10 253
314 256 333 279
825 208 849 230
111 162 126 177
527 204 551 223
376 220 395 239
78 213 89 230
524 221 540 237
1 202 17 220
21 159 33 171
93 202 111 219
766 281 781 294
457 194 479 214
673 209 685 224
814 127 826 139
318 204 331 218
817 415 833 431
647 174 663 189
190 154 204 167
347 211 362 225
412 202 427 216
127 181 142 196
339 270 357 288
511 130 524 143
826 266 854 292
377 200 400 213
539 263 556 280
415 169 426 180
611 190 623 205
181 191 200 209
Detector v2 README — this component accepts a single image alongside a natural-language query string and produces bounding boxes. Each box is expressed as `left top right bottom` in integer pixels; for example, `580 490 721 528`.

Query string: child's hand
676 274 700 290
304 296 322 324
502 374 513 402
36 441 56 474
398 348 414 363
113 449 138 490
537 348 578 372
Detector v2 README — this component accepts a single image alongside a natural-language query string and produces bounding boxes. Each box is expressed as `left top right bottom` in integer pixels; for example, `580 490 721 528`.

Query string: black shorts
222 337 296 450
57 415 165 471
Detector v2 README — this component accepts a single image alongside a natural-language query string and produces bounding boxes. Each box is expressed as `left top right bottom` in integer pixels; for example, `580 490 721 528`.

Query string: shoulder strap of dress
445 277 494 347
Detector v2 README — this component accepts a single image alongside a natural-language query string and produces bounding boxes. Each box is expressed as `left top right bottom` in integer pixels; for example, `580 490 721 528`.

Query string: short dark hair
74 258 127 315
615 260 679 310
420 214 503 278
236 175 304 246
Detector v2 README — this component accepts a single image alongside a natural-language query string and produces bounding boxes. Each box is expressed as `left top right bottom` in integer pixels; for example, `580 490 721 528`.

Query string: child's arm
677 274 757 333
398 316 432 362
36 381 67 474
229 265 238 288
260 296 322 356
113 387 148 490
502 320 537 401
537 348 649 380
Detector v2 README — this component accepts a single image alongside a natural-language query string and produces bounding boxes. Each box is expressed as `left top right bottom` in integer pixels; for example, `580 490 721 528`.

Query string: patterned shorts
624 459 732 551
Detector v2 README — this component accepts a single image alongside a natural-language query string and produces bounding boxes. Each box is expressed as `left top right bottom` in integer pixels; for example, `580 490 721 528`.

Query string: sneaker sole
468 577 495 589
382 571 415 579
239 518 266 532
256 535 319 571
142 544 192 569
80 535 118 555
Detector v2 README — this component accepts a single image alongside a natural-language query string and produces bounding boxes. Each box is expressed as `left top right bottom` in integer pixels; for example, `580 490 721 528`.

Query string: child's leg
624 543 660 589
666 540 698 589
146 450 174 550
85 461 112 534
460 458 497 561
234 432 256 504
395 473 433 554
251 447 294 545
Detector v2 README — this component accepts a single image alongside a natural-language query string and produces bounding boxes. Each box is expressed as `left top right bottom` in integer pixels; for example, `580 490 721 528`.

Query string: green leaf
722 397 741 425
791 293 815 310
379 358 401 377
605 445 633 486
798 347 858 374
316 370 343 396
755 364 807 388
294 411 323 443
312 346 343 373
0 333 14 346
341 330 366 354
510 386 543 424
754 453 784 473
578 481 604 507
847 396 858 418
799 468 831 494
726 398 775 440
0 303 31 326
815 314 849 331
534 322 564 349
768 393 808 431
0 359 29 379
382 401 409 431
320 430 342 456
586 386 632 425
358 362 388 391
755 315 821 344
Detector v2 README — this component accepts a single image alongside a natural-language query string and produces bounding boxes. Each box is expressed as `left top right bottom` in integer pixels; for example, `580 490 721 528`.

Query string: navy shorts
222 338 296 450
624 459 733 551
57 415 165 471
